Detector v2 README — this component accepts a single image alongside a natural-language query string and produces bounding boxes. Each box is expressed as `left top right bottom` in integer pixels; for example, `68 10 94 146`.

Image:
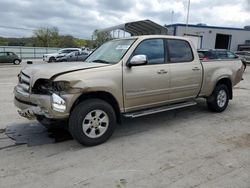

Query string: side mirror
127 54 147 67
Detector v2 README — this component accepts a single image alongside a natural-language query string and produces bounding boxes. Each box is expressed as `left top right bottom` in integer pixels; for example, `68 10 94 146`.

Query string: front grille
18 72 31 93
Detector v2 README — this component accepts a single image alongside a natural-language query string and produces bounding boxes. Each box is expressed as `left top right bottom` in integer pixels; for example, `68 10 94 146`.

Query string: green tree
33 27 59 47
32 27 92 48
74 38 87 48
93 30 112 47
0 37 8 46
58 35 75 48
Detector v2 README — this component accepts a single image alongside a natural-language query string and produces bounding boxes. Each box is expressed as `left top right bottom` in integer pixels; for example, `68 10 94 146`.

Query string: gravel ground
0 62 249 188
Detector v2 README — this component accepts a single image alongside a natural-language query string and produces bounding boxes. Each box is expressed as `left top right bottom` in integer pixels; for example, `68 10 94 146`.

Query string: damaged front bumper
17 106 43 120
14 85 79 120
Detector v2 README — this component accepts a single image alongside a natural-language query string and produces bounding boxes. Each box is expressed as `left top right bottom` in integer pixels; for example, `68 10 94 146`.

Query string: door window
167 39 193 63
0 52 6 56
133 39 164 65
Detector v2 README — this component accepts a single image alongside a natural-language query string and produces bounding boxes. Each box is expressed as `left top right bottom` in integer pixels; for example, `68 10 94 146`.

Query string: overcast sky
0 0 249 39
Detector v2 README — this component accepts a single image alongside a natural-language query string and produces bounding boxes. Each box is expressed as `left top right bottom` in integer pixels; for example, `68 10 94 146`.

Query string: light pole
171 11 174 25
185 0 191 35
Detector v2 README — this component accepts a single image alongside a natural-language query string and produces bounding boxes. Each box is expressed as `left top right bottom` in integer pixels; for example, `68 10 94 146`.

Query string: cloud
0 0 249 39
188 0 250 27
246 0 250 9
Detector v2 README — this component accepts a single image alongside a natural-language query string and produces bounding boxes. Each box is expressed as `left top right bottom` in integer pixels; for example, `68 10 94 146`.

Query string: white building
166 24 250 51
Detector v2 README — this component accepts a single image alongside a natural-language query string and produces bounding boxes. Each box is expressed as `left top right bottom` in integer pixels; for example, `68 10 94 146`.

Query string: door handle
157 69 168 74
192 67 200 71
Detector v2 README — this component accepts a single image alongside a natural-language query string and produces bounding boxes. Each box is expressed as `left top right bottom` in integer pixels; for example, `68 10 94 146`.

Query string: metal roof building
98 20 168 37
98 20 250 51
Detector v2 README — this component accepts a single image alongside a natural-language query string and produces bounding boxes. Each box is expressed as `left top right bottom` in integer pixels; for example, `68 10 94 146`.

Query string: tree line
0 27 112 48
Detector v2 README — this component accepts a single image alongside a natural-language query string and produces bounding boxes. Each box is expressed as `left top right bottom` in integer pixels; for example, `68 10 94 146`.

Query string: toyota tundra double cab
14 35 244 146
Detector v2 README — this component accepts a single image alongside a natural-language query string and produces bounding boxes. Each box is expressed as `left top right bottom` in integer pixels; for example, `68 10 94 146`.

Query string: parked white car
43 48 81 62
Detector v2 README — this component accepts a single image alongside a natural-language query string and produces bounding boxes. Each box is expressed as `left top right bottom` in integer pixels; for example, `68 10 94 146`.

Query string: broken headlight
32 79 71 94
53 81 71 91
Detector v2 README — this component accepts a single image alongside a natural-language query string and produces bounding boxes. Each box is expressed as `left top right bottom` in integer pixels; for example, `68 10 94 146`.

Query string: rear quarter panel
199 59 243 97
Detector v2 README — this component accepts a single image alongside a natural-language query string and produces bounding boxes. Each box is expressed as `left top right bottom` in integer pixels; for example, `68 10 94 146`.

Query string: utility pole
170 11 175 36
185 0 191 36
171 11 174 25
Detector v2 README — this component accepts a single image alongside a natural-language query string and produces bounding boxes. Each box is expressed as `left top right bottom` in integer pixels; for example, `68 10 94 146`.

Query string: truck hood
22 62 109 81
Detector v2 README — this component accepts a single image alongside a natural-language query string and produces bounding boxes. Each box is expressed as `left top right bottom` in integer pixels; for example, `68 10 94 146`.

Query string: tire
36 116 68 130
241 60 247 71
49 57 56 63
243 63 246 71
13 59 21 65
69 99 116 146
207 84 229 112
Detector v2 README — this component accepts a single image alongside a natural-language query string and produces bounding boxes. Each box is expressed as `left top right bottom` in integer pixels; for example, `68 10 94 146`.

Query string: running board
123 101 197 118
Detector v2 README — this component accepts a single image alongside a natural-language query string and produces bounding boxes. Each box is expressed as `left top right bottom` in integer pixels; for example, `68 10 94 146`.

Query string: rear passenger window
133 39 164 65
167 39 193 63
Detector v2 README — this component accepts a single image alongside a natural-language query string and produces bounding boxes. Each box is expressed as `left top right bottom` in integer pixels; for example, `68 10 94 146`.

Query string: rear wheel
13 59 21 65
207 84 229 112
69 99 116 146
243 62 247 71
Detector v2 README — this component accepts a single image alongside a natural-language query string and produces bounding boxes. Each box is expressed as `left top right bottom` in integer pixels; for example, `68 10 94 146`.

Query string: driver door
123 39 170 112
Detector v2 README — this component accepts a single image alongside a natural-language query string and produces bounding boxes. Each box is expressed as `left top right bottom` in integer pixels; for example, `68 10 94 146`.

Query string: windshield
85 39 135 64
58 49 67 54
58 49 78 54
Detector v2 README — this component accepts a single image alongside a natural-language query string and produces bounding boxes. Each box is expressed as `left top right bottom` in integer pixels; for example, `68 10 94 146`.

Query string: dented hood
22 62 109 81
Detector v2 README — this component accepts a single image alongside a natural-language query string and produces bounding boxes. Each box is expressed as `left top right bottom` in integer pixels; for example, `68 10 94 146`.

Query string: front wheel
207 84 229 112
13 59 21 65
49 57 56 63
69 99 116 146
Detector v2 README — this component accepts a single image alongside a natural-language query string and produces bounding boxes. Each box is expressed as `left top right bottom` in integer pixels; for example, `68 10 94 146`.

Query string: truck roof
113 35 192 41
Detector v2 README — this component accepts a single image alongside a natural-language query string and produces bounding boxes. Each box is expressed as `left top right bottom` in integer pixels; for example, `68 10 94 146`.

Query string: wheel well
216 78 232 99
71 91 121 123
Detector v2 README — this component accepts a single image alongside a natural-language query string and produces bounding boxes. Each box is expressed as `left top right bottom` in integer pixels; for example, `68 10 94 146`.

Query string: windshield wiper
92 59 110 64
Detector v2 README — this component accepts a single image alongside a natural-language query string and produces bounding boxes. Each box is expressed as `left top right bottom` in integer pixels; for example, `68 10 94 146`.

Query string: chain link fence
0 46 62 59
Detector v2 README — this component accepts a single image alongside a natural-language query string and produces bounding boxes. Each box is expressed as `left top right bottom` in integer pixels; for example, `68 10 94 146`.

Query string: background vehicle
0 52 21 65
198 49 237 60
43 48 81 63
235 51 250 63
14 36 244 146
56 51 89 62
198 49 246 70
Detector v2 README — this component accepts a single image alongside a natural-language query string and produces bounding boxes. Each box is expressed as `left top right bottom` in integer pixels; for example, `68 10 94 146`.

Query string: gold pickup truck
14 35 244 146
